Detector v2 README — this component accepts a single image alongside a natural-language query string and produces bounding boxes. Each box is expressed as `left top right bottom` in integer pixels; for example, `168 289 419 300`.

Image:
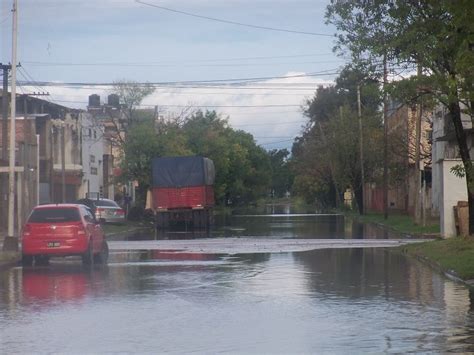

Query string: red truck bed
152 185 214 210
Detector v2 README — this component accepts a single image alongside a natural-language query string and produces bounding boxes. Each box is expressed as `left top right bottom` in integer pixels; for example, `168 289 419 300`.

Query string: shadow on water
121 203 403 241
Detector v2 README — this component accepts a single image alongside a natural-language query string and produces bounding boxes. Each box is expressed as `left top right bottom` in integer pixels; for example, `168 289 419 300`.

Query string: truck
148 156 215 229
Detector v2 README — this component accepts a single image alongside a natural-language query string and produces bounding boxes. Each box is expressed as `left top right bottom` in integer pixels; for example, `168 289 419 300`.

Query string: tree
120 117 189 203
105 80 155 150
121 109 273 207
181 110 271 205
292 66 383 213
268 149 293 198
326 0 474 233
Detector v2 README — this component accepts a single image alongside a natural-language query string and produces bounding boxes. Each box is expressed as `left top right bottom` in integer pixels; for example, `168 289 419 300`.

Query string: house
431 105 472 237
364 101 432 217
87 94 136 204
0 93 108 233
78 112 104 200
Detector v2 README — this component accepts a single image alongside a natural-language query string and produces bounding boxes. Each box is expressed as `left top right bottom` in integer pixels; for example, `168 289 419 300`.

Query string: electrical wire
22 60 343 68
135 0 334 37
233 120 306 127
259 138 296 146
18 69 341 87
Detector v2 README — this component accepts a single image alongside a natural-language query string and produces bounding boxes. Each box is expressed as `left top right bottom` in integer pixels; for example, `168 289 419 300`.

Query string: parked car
21 204 109 266
75 198 98 214
93 198 126 223
76 198 126 224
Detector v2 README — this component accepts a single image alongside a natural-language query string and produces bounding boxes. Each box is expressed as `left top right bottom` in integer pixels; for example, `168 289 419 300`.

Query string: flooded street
2 210 474 353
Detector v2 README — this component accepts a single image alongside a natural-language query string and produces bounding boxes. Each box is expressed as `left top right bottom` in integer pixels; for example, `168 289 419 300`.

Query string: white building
78 112 104 199
432 105 472 237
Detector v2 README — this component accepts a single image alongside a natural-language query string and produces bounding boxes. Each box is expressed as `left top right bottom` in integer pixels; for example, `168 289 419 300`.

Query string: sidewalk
0 230 20 269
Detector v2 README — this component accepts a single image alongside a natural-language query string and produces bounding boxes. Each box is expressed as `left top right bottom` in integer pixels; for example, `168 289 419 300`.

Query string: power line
51 99 302 108
21 53 338 67
233 120 306 127
17 69 341 87
21 59 343 68
135 0 334 37
260 138 296 146
51 90 310 97
27 84 320 91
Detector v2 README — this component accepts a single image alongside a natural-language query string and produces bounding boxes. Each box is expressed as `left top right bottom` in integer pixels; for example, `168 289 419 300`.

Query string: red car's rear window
28 208 81 223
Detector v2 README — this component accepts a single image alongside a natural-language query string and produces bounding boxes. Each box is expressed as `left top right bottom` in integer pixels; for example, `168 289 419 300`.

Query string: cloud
21 72 333 150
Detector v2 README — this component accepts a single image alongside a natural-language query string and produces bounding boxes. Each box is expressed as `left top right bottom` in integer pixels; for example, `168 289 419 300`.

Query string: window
91 167 98 175
88 128 92 137
94 130 97 139
95 199 119 207
28 208 81 223
90 154 96 163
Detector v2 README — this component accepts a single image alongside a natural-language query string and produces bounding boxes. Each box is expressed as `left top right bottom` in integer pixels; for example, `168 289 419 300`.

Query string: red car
21 204 109 266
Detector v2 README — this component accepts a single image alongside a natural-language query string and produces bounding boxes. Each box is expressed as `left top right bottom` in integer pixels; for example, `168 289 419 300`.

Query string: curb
0 252 20 271
399 248 474 289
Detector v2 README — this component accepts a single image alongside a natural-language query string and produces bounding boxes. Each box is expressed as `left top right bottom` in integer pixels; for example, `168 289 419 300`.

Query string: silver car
94 198 126 223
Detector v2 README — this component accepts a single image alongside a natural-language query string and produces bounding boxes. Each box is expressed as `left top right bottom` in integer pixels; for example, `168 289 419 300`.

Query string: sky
0 0 346 150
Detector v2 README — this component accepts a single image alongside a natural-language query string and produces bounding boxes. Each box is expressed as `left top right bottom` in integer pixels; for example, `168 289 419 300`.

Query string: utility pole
0 64 11 234
4 0 18 251
1 64 11 163
414 64 423 225
357 84 365 215
383 54 389 220
61 124 66 203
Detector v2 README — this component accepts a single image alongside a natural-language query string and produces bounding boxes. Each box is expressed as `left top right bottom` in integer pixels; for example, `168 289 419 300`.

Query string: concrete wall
441 159 467 238
78 113 104 199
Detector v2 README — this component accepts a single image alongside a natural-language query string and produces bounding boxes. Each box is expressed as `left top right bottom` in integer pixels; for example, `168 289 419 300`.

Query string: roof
34 204 82 209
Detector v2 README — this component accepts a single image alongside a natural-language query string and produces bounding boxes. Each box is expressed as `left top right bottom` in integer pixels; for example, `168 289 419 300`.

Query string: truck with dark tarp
148 156 215 229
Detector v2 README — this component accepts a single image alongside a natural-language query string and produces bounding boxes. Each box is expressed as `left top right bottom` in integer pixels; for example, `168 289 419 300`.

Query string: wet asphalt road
1 211 474 353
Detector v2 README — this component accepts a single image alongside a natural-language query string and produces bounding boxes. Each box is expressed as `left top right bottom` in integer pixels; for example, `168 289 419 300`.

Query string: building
364 101 432 216
431 105 472 237
87 94 136 204
0 93 108 233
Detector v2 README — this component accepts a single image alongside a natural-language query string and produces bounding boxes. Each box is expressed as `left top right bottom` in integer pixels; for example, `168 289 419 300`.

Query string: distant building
364 101 432 216
87 94 136 203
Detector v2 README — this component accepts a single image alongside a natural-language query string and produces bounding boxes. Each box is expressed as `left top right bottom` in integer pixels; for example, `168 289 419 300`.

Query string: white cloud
20 72 333 150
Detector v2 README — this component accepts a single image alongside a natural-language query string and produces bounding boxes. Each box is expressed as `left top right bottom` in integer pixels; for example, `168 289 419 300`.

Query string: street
1 213 473 353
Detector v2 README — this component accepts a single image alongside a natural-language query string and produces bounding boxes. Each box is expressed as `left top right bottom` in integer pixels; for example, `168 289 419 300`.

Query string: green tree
268 149 293 198
326 0 474 232
120 118 190 203
182 110 271 205
293 66 383 213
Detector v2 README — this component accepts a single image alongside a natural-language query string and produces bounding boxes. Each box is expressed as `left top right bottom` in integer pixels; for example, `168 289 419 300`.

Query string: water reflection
118 203 400 241
213 213 398 239
1 248 474 353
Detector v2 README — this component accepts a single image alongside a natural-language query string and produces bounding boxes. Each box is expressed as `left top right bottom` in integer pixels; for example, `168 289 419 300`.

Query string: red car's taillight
116 209 125 215
21 224 32 239
77 225 87 237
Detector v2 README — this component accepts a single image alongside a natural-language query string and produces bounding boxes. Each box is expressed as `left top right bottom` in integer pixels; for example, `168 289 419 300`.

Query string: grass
350 212 440 235
102 220 153 235
401 238 474 280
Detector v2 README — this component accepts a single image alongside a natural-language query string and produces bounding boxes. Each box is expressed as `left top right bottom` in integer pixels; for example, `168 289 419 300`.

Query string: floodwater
2 206 474 353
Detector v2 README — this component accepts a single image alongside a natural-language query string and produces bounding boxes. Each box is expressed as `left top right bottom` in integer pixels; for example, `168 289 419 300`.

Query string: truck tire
192 210 201 229
156 212 170 229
